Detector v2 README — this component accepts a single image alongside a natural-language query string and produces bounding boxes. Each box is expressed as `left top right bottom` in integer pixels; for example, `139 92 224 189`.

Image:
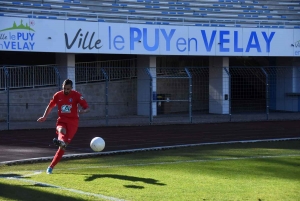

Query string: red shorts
56 122 78 144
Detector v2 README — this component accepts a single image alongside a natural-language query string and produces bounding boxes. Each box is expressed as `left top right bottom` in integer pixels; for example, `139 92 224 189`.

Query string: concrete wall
0 79 137 121
0 87 58 121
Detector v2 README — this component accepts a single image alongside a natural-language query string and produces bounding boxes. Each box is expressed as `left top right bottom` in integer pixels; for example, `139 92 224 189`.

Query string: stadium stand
0 0 299 28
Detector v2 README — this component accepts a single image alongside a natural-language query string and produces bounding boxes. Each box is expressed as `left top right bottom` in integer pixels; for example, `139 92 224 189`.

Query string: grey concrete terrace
0 0 299 27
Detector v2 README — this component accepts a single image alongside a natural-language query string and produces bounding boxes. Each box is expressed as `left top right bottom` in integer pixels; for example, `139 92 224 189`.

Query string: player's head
62 79 73 95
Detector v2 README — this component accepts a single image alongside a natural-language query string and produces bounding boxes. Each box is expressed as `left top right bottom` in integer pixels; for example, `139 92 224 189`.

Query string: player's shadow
0 173 22 178
0 173 56 188
85 174 166 186
0 173 31 179
0 180 85 201
123 185 144 189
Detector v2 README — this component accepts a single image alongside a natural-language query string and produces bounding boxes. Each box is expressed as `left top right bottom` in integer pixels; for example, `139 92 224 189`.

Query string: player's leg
47 123 68 174
64 123 78 144
47 146 65 174
47 123 78 174
53 125 68 148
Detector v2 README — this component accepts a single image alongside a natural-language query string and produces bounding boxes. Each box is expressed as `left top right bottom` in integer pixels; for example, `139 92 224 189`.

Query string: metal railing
146 67 193 124
0 65 60 90
75 59 137 83
224 66 300 121
1 66 10 130
1 65 300 130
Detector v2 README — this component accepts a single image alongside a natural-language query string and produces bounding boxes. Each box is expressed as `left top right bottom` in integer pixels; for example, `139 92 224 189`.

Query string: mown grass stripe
62 154 300 170
6 154 300 173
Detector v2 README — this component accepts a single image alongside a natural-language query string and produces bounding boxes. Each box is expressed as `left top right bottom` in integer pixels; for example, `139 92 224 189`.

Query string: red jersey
49 90 88 125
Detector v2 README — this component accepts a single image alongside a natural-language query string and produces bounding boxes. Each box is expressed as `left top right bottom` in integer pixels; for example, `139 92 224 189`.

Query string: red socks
49 148 65 168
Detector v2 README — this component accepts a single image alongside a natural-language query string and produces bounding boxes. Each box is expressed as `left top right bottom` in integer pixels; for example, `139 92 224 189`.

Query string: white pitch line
22 171 43 177
1 137 300 166
62 153 300 171
0 176 126 201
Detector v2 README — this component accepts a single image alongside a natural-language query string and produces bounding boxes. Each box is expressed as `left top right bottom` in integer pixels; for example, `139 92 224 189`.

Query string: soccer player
37 79 90 174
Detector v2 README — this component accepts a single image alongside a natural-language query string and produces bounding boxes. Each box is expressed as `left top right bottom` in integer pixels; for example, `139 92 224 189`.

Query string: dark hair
63 79 73 87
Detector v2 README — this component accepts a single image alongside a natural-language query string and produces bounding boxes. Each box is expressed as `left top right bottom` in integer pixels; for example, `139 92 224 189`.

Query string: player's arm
78 94 90 114
37 96 57 122
79 107 90 114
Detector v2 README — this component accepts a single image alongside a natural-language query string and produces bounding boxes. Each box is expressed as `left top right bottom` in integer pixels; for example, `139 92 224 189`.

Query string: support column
291 58 300 111
292 58 300 93
56 53 76 89
209 57 229 114
137 55 157 116
276 57 300 111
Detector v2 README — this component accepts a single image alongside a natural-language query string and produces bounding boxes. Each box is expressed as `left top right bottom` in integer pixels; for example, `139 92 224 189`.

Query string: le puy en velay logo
0 20 35 50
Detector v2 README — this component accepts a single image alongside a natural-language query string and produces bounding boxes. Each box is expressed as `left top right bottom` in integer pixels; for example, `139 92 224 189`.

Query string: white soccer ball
90 137 105 152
